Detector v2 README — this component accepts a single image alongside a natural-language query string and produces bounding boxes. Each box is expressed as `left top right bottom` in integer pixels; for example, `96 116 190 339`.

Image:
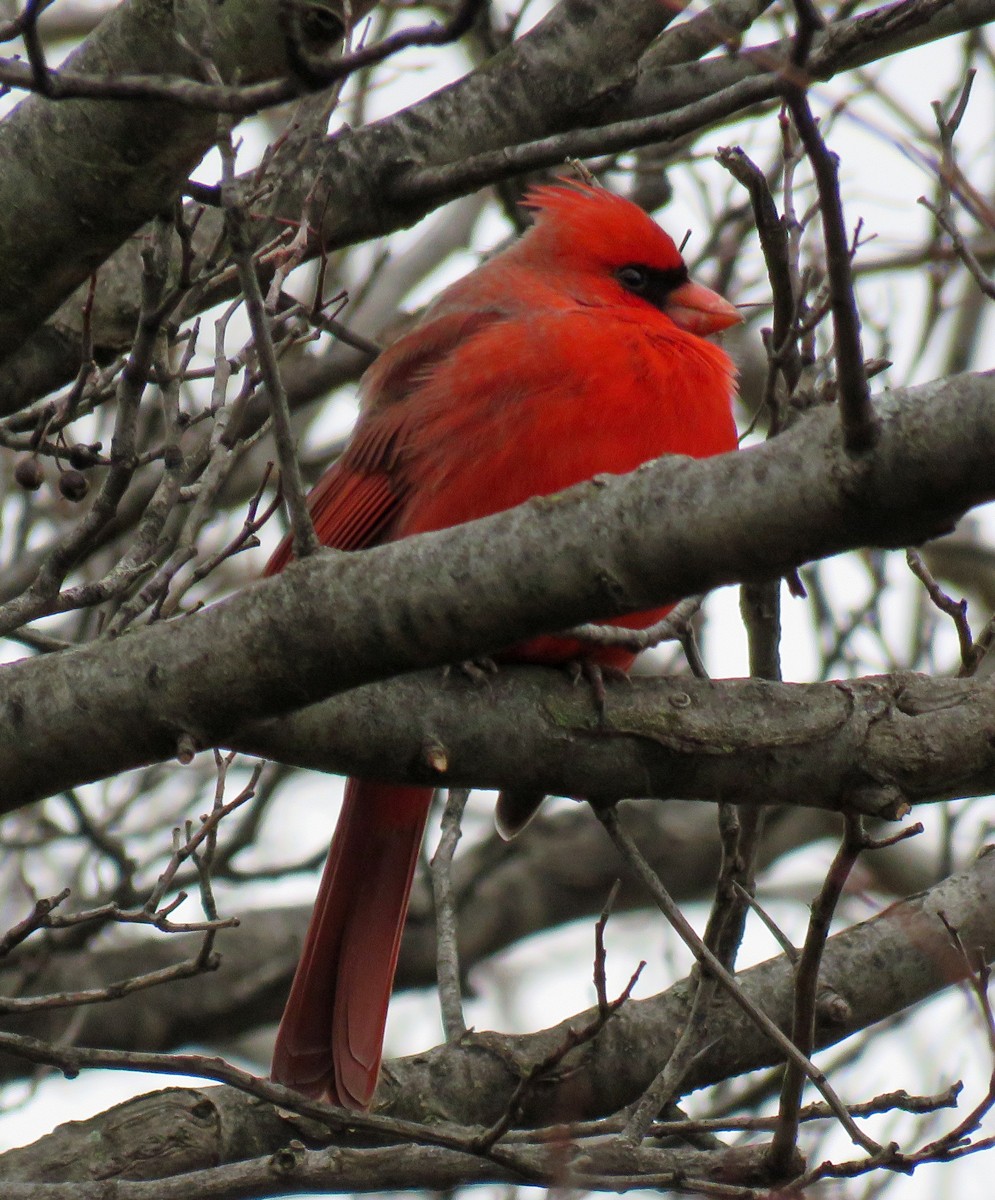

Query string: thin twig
717 145 803 400
472 960 645 1154
431 787 469 1042
288 0 486 85
767 813 867 1173
732 882 799 964
0 889 71 957
920 197 995 299
918 69 995 300
905 548 976 674
594 879 622 1018
783 1 877 453
219 126 319 560
597 805 881 1156
0 943 228 1014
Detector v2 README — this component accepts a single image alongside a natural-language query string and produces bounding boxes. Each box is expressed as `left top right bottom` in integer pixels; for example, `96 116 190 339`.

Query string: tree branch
0 800 855 1083
0 0 365 364
1 374 994 813
3 848 993 1186
0 0 677 388
4 0 991 414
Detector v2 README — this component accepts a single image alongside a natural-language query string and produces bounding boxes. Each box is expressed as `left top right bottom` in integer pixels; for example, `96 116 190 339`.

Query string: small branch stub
421 737 449 775
176 732 198 765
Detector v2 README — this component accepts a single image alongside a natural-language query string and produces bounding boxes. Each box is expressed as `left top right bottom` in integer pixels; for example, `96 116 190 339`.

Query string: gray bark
2 846 992 1187
1 373 993 814
0 0 361 364
3 0 989 413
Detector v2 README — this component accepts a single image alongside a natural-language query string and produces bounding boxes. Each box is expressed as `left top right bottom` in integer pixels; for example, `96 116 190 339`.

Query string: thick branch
0 0 676 386
3 848 993 1184
4 0 991 413
0 0 364 365
628 0 995 119
233 669 995 818
0 801 885 1082
386 846 995 1124
1 373 994 814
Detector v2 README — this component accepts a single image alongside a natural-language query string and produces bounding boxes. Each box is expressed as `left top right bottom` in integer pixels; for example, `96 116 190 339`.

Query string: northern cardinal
267 182 740 1108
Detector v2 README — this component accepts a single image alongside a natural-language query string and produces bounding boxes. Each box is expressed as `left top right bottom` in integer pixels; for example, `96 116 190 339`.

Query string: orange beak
665 279 742 335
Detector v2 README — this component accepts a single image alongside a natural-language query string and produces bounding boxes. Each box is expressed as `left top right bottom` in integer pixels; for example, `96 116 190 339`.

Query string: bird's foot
455 656 499 684
565 658 629 723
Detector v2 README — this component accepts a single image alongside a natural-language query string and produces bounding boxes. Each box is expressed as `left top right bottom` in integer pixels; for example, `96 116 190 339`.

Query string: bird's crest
520 180 684 273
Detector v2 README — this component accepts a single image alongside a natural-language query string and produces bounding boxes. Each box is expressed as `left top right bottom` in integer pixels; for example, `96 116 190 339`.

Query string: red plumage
268 182 740 1107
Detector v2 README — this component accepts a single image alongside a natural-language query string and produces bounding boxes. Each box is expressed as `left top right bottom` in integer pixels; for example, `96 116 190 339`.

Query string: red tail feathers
271 780 432 1107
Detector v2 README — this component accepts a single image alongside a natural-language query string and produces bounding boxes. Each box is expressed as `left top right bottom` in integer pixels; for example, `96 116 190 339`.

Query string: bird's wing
264 307 504 574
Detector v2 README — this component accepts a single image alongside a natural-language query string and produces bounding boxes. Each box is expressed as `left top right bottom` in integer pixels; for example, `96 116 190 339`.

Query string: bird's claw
454 657 500 684
566 659 629 723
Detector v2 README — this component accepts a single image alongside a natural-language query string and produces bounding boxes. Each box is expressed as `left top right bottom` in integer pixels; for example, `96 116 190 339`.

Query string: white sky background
1 3 995 1197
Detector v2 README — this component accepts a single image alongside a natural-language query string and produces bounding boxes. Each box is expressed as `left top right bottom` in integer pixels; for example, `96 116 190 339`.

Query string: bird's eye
617 265 649 293
614 262 690 310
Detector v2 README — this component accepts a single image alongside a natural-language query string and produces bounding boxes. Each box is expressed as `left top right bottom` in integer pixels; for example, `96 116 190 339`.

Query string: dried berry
14 456 44 490
68 442 102 469
58 469 89 502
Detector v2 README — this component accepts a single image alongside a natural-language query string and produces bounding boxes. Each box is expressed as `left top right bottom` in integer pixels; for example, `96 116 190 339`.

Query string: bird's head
519 181 742 336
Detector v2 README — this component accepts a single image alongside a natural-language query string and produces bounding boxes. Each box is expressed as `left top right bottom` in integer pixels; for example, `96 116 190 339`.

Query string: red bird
267 182 740 1108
